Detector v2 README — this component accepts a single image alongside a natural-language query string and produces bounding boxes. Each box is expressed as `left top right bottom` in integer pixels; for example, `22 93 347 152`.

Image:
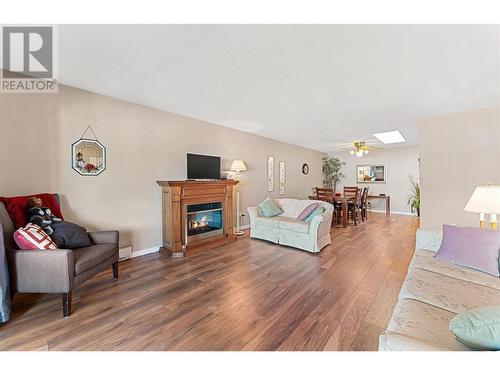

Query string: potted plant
407 175 420 217
322 156 346 193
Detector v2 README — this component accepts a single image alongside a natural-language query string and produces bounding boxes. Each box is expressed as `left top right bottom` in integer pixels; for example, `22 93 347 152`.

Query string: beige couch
379 228 500 351
247 198 333 253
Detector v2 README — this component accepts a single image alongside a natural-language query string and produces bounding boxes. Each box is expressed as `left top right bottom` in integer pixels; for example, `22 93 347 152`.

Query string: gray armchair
0 194 119 317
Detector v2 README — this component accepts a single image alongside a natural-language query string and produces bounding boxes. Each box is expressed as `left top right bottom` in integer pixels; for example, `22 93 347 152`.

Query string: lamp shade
464 185 500 214
230 160 247 173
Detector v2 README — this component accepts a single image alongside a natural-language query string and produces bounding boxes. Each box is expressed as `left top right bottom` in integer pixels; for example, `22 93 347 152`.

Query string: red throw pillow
0 193 63 229
13 223 58 250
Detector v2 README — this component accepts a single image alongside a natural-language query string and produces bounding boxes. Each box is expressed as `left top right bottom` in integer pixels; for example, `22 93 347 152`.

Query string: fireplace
185 202 223 243
157 179 238 257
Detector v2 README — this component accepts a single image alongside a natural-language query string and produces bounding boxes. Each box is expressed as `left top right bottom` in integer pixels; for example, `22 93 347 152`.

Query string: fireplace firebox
185 202 223 243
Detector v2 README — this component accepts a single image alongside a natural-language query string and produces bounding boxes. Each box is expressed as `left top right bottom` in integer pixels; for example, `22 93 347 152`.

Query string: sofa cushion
13 223 58 250
278 217 310 234
296 203 318 221
399 267 500 314
254 216 280 228
435 224 500 276
411 249 500 291
257 198 283 217
73 244 117 275
274 198 303 218
0 193 64 229
449 305 500 350
386 299 470 351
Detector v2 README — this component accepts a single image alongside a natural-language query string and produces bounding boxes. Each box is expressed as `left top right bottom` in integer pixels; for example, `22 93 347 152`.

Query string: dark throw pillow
50 221 92 249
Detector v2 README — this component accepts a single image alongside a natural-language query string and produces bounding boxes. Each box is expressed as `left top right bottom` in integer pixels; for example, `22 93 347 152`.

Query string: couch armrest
415 228 442 252
88 230 119 246
247 206 260 224
7 248 74 293
309 211 332 238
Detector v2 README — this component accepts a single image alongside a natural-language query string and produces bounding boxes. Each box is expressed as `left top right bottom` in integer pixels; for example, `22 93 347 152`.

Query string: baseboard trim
132 246 160 258
119 246 160 261
368 209 417 216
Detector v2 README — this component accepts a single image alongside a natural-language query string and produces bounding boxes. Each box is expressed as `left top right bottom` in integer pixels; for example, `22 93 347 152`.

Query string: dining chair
315 188 336 226
343 186 359 197
347 188 362 225
315 187 334 203
361 187 369 221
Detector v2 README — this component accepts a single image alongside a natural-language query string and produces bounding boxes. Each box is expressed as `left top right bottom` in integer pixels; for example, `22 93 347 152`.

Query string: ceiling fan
333 140 382 157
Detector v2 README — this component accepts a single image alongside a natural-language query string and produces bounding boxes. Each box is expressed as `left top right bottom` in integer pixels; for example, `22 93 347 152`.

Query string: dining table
308 194 354 228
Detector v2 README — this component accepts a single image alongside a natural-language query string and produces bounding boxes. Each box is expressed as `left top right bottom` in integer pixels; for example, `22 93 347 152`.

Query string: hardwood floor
0 212 419 351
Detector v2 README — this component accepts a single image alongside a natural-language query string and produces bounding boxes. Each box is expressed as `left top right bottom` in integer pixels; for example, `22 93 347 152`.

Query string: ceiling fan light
350 150 355 155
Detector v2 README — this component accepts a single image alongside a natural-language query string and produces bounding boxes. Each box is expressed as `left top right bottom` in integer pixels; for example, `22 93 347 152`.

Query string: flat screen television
187 153 221 180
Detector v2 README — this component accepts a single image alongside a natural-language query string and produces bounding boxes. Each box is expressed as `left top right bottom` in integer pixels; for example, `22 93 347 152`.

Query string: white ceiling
58 25 500 152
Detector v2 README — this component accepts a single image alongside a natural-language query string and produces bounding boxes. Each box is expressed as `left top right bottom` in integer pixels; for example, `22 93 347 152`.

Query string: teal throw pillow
449 305 500 350
257 198 283 217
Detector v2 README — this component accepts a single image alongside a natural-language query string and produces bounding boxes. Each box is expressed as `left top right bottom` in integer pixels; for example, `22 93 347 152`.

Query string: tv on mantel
186 153 221 180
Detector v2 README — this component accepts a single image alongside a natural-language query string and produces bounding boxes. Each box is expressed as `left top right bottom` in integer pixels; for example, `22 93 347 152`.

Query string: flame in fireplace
192 215 208 229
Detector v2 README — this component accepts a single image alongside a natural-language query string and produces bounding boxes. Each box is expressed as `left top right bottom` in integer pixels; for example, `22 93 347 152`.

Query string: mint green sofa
247 198 333 253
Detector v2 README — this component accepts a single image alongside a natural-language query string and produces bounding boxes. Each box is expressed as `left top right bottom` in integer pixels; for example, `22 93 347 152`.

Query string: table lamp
464 183 500 229
230 160 247 235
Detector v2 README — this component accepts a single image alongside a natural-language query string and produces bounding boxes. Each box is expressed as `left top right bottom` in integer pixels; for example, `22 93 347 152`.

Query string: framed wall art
279 161 286 195
356 164 386 183
267 155 274 192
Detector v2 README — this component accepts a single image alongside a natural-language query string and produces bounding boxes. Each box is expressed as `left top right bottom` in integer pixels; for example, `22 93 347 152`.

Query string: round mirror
302 163 309 175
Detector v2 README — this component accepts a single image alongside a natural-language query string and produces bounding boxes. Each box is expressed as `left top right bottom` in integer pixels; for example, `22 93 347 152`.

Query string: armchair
0 194 119 317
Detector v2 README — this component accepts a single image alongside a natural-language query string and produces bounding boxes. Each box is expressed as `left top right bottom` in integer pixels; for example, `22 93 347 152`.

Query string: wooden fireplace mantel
157 179 239 257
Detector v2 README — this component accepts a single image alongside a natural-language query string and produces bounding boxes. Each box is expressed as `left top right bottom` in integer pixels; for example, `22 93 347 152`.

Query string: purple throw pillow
297 203 319 221
435 224 500 276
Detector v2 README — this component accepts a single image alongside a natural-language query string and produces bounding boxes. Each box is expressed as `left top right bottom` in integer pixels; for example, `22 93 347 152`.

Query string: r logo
2 26 53 78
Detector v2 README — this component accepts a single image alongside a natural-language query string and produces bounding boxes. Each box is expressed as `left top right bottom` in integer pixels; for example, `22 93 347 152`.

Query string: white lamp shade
464 185 500 214
230 160 247 172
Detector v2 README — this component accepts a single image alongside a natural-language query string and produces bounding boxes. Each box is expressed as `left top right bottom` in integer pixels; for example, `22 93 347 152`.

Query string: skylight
372 130 406 144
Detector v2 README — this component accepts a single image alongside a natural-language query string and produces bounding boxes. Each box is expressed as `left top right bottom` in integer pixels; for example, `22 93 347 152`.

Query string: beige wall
334 147 420 214
0 91 58 195
419 107 500 229
0 85 324 252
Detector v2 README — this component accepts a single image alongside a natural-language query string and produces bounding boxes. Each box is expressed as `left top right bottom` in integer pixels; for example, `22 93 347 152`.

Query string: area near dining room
309 145 420 228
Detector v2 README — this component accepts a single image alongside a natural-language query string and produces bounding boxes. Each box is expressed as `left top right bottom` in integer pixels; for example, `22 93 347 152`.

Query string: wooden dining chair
315 187 334 203
315 187 336 226
361 187 369 221
347 188 363 225
344 186 359 197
